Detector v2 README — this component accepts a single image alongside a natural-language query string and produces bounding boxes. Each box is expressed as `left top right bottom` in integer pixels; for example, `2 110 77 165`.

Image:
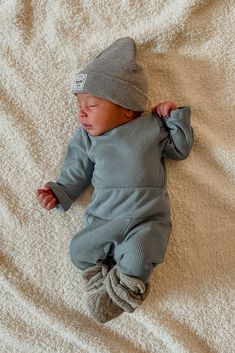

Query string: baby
36 37 193 323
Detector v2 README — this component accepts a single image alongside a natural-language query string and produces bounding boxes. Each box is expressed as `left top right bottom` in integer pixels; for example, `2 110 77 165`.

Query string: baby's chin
87 126 111 136
86 127 103 136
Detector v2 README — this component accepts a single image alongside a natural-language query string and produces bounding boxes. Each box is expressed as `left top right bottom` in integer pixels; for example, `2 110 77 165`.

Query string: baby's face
77 93 135 136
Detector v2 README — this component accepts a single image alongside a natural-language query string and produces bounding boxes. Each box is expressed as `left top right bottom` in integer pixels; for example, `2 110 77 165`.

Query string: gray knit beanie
72 37 148 112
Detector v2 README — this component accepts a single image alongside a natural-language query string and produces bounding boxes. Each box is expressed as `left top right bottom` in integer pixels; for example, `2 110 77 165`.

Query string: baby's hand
151 101 178 118
36 184 58 210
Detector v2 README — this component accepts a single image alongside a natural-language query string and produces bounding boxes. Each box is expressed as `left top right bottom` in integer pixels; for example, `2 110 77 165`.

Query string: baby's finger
164 102 178 116
163 105 170 117
37 191 49 203
46 198 57 210
43 184 51 191
36 189 46 196
41 194 53 208
157 105 163 117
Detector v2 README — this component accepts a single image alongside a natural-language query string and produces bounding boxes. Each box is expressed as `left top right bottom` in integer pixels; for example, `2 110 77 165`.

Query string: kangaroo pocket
86 186 170 220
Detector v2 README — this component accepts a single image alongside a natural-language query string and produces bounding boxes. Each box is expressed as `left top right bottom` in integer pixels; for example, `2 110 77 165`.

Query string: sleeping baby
36 37 193 323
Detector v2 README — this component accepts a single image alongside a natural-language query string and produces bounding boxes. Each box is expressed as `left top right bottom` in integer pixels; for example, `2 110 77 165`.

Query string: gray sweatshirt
47 107 193 221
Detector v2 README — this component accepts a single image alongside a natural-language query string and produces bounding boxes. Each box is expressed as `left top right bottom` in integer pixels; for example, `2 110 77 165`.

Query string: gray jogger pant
69 213 172 283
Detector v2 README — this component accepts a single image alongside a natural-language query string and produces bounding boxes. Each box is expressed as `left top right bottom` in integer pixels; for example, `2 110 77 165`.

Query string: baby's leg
69 214 130 271
97 217 171 316
114 217 172 283
69 215 131 323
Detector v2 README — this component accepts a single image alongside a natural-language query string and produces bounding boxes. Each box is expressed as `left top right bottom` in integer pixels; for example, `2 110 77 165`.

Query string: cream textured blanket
1 1 234 352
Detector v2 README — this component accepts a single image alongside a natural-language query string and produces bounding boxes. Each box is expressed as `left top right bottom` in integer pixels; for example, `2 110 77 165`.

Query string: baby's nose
79 108 87 117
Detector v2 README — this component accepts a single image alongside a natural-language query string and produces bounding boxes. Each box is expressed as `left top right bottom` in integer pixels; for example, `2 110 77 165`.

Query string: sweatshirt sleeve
158 106 194 160
46 128 94 212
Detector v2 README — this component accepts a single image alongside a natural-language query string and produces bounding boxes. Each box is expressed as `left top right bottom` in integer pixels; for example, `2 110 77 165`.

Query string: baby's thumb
43 184 51 191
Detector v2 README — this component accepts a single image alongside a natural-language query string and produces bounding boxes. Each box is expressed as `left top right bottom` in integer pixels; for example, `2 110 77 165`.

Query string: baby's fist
151 101 177 118
36 184 58 210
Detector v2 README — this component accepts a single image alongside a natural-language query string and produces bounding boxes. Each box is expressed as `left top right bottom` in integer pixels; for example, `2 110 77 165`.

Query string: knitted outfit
46 37 194 323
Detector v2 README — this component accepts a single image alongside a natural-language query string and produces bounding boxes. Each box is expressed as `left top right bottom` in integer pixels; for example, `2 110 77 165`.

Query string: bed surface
1 1 234 352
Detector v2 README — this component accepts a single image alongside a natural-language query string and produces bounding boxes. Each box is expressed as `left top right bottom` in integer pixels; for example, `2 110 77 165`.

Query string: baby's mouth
81 123 93 129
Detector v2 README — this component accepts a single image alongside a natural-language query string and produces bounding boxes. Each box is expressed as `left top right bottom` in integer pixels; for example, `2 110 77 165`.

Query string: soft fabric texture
104 266 150 313
83 264 149 323
82 262 109 291
0 1 234 353
82 263 125 323
86 285 124 324
72 37 149 112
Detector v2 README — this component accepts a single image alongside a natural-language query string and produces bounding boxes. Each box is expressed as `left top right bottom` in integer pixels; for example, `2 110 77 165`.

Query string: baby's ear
124 109 133 118
124 109 140 119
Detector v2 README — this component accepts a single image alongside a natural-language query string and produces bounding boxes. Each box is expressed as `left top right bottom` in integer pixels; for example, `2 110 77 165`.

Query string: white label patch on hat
73 74 87 90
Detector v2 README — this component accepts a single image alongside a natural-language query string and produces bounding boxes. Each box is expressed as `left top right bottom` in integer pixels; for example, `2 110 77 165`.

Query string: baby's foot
105 266 150 312
86 285 124 323
82 262 109 291
82 263 124 323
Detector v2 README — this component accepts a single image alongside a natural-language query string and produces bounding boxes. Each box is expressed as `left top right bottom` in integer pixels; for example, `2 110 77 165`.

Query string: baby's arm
37 129 94 212
152 102 194 160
